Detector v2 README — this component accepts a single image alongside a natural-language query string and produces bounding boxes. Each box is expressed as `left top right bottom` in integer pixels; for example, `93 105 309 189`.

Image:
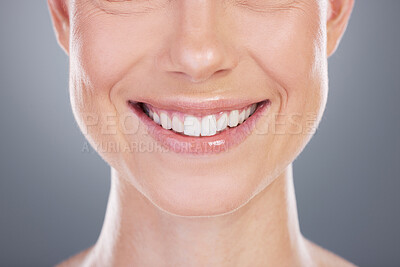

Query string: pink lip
128 99 271 155
129 96 266 116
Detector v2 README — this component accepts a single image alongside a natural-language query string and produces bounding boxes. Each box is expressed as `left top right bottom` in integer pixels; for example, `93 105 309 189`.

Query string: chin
138 173 257 217
117 148 265 217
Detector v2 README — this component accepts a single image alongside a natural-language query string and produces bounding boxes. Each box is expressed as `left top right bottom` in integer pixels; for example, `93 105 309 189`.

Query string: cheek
68 12 146 168
234 10 327 113
71 1 165 99
69 10 154 143
71 21 136 96
232 9 328 175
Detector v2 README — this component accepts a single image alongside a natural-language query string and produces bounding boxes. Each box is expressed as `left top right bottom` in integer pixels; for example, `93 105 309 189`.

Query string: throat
82 165 307 267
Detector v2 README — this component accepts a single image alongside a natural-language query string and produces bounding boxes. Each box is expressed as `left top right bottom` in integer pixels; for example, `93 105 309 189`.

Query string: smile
141 102 258 137
128 99 271 155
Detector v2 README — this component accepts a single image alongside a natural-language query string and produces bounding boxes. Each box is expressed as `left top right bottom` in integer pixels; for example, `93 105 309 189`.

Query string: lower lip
128 100 270 155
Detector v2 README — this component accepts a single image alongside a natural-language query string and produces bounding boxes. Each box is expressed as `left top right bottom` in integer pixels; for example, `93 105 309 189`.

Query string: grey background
0 1 399 266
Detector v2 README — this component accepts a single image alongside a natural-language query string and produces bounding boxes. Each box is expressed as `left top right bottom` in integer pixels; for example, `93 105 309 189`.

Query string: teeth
143 102 258 137
228 110 239 127
238 110 245 124
184 115 201 137
160 112 172 129
216 113 228 132
153 112 160 125
172 116 184 133
201 115 217 136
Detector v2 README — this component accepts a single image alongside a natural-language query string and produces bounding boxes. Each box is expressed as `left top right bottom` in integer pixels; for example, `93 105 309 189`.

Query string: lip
127 99 271 155
128 96 266 116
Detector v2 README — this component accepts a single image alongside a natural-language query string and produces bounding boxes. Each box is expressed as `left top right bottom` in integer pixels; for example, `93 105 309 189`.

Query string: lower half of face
69 0 328 216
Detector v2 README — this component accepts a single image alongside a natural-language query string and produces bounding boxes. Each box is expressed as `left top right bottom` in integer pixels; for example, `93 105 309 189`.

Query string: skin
48 0 355 266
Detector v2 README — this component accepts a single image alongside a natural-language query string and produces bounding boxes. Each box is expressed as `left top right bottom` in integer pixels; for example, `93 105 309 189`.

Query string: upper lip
128 96 268 115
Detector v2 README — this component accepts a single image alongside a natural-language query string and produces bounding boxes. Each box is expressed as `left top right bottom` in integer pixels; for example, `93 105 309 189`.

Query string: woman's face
65 0 333 216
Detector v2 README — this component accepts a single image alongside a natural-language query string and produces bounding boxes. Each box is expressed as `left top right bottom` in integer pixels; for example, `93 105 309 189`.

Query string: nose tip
172 39 233 83
157 29 238 84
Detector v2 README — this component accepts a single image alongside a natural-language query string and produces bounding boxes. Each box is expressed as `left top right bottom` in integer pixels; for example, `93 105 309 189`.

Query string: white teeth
238 110 245 124
144 102 260 137
172 116 184 133
160 112 172 129
216 113 228 132
153 112 160 125
201 115 217 136
228 110 239 127
184 115 201 137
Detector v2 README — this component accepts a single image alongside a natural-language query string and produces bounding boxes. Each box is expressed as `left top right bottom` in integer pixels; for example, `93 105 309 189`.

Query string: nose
156 1 238 83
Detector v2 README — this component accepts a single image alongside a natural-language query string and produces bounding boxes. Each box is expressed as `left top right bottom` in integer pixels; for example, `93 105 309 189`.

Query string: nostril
185 68 231 83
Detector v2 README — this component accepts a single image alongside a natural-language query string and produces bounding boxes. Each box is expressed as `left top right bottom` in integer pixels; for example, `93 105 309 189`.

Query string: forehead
72 0 324 12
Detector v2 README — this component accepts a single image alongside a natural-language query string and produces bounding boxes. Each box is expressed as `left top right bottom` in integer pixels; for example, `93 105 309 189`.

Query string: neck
86 164 312 266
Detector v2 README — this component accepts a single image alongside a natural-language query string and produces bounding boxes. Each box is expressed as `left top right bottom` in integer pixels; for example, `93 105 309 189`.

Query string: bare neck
86 164 312 266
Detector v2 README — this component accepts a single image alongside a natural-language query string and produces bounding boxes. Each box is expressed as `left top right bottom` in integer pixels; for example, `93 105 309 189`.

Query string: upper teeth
143 103 258 137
